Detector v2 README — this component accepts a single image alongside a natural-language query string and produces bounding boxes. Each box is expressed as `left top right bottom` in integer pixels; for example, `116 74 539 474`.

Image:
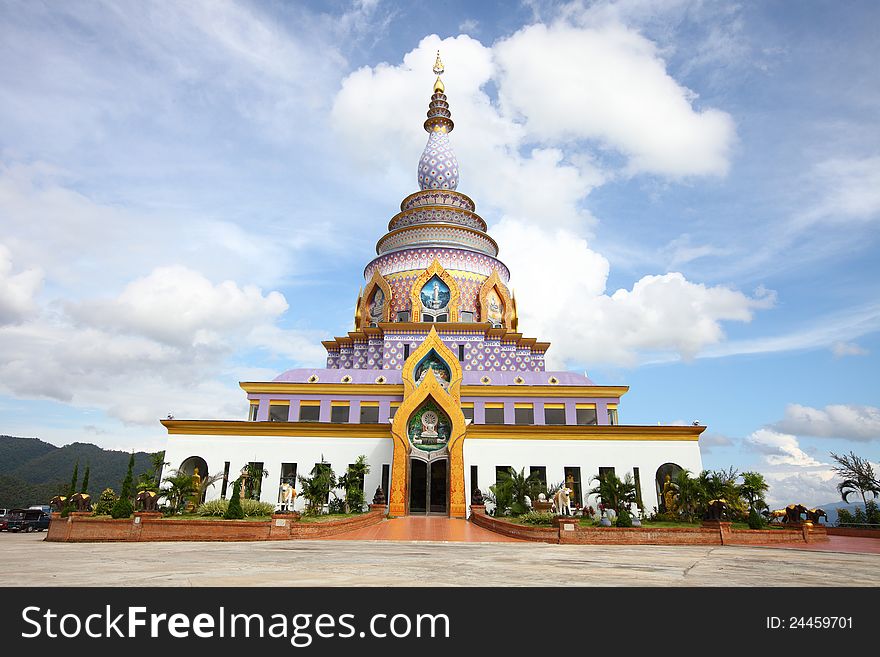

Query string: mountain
0 436 155 509
814 499 862 525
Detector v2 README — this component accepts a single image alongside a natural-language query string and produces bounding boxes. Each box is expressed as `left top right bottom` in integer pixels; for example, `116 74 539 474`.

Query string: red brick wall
469 509 558 543
561 526 721 545
45 508 385 543
826 527 880 539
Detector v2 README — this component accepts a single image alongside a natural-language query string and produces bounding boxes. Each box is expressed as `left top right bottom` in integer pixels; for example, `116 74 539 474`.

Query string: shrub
328 497 347 515
93 488 117 516
241 499 274 517
748 507 765 529
518 511 555 526
198 499 228 516
110 497 133 519
837 508 854 527
615 508 633 527
867 500 880 525
224 479 244 520
199 497 274 518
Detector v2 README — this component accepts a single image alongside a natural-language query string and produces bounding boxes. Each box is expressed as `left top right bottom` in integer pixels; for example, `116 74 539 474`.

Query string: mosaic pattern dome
418 129 459 191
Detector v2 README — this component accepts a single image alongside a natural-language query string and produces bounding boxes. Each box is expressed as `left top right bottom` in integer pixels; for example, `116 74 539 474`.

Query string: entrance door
409 458 448 515
409 459 427 513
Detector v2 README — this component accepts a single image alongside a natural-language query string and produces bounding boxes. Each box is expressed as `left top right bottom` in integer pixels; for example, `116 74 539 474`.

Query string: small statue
136 490 160 512
662 474 677 514
372 486 386 505
704 498 726 521
471 488 484 505
279 482 296 511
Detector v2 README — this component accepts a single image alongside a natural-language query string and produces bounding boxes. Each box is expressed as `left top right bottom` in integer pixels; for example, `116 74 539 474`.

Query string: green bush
615 508 633 527
199 497 274 517
867 500 880 525
224 479 244 520
748 507 765 529
328 497 347 515
837 508 854 526
110 497 133 519
93 488 117 516
518 511 555 526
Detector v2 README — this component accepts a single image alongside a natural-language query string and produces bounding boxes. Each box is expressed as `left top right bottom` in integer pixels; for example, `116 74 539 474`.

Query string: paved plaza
1 528 878 587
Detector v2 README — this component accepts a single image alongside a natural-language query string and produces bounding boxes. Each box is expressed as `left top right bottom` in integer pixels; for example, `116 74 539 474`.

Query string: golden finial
433 50 445 93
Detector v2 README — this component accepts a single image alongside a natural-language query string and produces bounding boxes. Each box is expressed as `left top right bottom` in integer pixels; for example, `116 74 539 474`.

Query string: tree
80 465 90 494
739 471 769 512
224 478 244 519
110 454 135 519
195 472 224 505
830 451 880 513
137 451 169 493
94 488 117 516
242 462 269 500
161 469 196 514
297 463 337 515
337 455 371 513
588 471 636 515
497 467 540 515
672 470 701 522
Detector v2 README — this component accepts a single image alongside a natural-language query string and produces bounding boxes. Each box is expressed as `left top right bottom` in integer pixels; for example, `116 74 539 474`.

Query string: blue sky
0 0 878 507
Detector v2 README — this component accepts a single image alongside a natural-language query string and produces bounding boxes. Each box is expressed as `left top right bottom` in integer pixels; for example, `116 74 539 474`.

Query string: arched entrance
655 462 683 512
408 456 448 515
180 456 209 503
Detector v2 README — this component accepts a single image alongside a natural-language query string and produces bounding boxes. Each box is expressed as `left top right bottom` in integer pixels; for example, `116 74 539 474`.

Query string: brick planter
44 508 385 543
826 526 880 539
469 507 557 543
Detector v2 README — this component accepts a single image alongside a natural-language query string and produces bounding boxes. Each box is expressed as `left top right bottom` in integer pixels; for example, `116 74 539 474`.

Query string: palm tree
242 462 269 500
338 455 371 512
672 470 701 522
588 471 636 515
161 469 196 514
830 451 880 513
195 472 224 505
739 471 769 512
497 467 540 515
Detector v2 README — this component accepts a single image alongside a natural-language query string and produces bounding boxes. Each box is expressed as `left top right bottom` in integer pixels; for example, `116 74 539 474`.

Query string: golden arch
358 270 393 328
409 259 460 323
389 328 467 517
478 268 515 328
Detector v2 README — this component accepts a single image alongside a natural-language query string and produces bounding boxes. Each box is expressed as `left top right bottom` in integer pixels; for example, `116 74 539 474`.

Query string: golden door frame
409 259 461 323
388 328 467 517
358 270 394 328
477 268 515 328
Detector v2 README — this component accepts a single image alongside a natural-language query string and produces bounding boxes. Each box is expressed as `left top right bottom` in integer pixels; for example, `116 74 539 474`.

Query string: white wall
463 439 703 514
164 434 394 512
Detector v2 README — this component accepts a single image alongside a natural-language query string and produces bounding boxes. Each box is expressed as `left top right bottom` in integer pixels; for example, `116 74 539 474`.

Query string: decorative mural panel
486 288 504 327
420 275 450 313
414 351 451 389
407 400 451 451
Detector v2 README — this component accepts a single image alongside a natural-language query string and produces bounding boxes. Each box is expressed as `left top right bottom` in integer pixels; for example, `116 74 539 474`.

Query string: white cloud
494 21 736 177
801 156 880 225
0 244 43 325
67 265 288 347
762 470 839 509
699 432 734 454
775 404 880 442
744 428 824 467
831 341 868 357
495 219 773 366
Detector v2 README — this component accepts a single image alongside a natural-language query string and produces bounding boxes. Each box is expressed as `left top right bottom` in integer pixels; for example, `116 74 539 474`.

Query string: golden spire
433 50 445 93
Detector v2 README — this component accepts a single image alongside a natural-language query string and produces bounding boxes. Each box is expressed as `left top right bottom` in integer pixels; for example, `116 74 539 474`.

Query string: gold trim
240 381 628 399
478 268 514 328
467 424 706 441
162 420 392 438
409 259 461 323
358 270 393 329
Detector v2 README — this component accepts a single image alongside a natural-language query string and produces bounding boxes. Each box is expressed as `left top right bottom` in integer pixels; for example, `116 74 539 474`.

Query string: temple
161 53 705 517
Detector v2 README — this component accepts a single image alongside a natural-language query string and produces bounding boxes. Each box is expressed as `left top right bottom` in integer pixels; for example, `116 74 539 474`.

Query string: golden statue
662 474 677 514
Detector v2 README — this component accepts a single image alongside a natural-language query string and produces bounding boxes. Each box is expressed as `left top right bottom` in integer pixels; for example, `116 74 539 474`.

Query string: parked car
28 505 52 515
0 509 9 531
5 508 51 532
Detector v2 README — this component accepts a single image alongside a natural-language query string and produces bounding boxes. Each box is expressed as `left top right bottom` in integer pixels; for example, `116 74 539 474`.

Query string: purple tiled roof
272 368 594 386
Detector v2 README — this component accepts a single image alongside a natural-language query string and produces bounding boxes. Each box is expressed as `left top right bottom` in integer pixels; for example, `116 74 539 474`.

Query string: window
495 465 511 489
436 313 448 322
268 402 289 422
564 466 582 508
514 404 534 425
397 311 410 322
220 461 230 499
576 404 598 425
247 462 265 500
389 403 399 419
360 402 379 423
381 464 390 500
458 344 465 361
607 404 618 425
633 467 643 508
403 344 410 360
544 403 566 425
484 403 504 425
313 462 332 504
460 311 474 322
298 401 320 422
598 466 615 481
529 466 547 490
330 402 350 423
461 403 474 422
470 465 478 496
248 402 259 421
280 463 297 486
